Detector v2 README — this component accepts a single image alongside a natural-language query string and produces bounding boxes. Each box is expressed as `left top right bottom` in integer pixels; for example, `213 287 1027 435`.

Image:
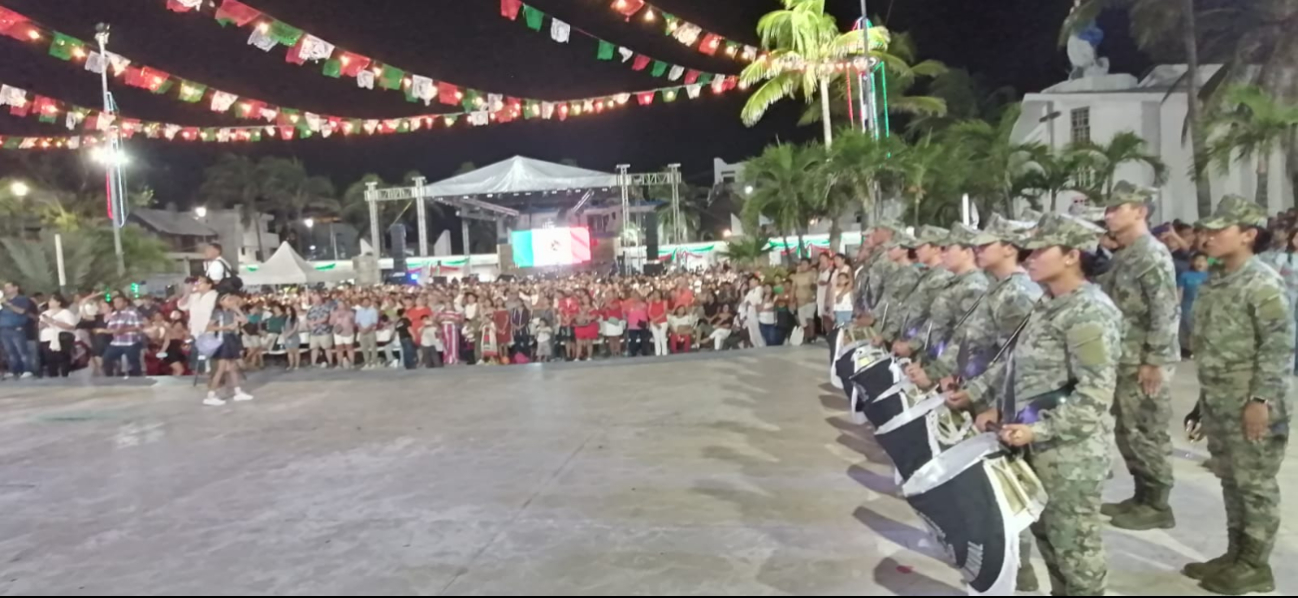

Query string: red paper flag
237 99 265 119
610 0 645 18
214 0 262 27
437 82 460 105
337 51 371 77
637 92 655 106
181 127 200 141
279 125 295 140
723 75 738 91
557 104 570 121
166 0 199 12
684 69 701 84
124 67 171 92
120 119 141 139
0 8 30 41
500 0 523 20
8 97 30 117
632 55 651 71
699 33 722 56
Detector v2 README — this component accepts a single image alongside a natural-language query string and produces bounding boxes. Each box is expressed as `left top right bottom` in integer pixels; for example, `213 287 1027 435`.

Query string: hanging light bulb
26 29 40 40
644 8 656 21
257 22 270 33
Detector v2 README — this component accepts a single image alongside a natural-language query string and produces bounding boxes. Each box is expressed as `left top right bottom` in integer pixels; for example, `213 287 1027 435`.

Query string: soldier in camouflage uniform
1184 196 1293 595
854 222 901 320
988 213 1123 597
866 230 921 340
901 223 989 382
880 225 953 349
1096 183 1183 530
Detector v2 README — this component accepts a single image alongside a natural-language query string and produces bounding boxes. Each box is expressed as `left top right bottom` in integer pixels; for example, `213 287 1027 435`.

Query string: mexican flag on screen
512 227 592 267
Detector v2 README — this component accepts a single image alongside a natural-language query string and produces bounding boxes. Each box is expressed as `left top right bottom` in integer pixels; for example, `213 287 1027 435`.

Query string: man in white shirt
203 243 229 285
178 276 219 372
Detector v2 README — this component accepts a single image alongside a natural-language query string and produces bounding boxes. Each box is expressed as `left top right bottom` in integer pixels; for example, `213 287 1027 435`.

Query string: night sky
0 0 1149 202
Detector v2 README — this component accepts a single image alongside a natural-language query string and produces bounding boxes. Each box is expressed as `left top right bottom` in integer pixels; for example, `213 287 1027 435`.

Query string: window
1070 108 1091 144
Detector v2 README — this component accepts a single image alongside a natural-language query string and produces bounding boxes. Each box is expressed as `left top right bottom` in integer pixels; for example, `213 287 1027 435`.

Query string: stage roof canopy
424 156 620 197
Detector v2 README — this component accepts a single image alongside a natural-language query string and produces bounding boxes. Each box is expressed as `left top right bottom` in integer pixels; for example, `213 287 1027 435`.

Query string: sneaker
317 363 328 369
20 372 34 379
203 396 227 407
232 391 254 402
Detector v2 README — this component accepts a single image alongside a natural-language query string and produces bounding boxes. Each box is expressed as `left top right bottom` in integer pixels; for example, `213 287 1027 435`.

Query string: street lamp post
95 23 127 277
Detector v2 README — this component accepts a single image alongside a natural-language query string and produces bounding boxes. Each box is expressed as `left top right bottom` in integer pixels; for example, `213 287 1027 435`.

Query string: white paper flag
672 23 702 46
0 85 26 108
356 70 375 90
164 124 181 140
84 51 107 74
488 93 504 112
19 138 36 149
304 112 322 131
363 119 379 134
94 114 116 131
210 91 238 112
217 128 232 143
297 35 335 62
411 75 435 105
582 99 595 112
264 125 277 136
614 93 631 104
742 46 758 61
67 137 81 150
618 47 634 62
468 111 490 126
260 107 279 122
550 19 571 43
668 65 685 81
248 28 278 52
541 102 556 119
65 110 84 130
686 84 702 99
173 0 203 9
321 127 333 138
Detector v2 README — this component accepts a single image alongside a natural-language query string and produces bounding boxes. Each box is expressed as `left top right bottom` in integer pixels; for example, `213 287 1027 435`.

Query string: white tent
242 242 350 286
424 156 620 197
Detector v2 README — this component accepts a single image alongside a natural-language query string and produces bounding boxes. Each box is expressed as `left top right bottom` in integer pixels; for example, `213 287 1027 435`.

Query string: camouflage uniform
955 217 1044 405
981 214 1122 596
1097 185 1183 527
908 225 990 369
871 236 922 341
880 226 953 344
855 225 901 315
1187 197 1293 594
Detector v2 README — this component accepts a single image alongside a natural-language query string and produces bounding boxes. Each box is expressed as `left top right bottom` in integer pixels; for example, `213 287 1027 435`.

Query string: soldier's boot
1183 528 1241 581
1015 562 1039 592
1110 487 1176 530
1101 480 1144 518
1200 538 1275 595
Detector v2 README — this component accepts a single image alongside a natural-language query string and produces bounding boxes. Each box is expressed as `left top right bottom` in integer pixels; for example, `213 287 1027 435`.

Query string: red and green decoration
601 0 760 62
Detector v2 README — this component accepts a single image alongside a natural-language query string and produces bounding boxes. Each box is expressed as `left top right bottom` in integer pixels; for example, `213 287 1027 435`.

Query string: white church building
1011 62 1293 223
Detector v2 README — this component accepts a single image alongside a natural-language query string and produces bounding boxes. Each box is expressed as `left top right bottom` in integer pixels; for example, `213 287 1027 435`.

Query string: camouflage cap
1100 181 1155 208
944 223 980 246
871 219 906 235
1068 202 1108 225
1198 195 1269 230
890 229 920 249
968 214 1033 246
1018 208 1043 223
914 225 950 247
1022 213 1106 253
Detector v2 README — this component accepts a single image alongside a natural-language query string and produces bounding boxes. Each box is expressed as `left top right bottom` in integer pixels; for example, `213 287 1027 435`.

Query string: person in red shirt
599 295 625 357
573 293 600 361
623 290 650 357
405 297 432 339
647 290 671 356
672 279 695 310
557 290 580 361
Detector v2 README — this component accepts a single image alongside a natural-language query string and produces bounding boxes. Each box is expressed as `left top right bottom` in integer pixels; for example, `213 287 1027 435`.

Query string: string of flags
499 1 741 82
0 2 750 150
568 0 760 63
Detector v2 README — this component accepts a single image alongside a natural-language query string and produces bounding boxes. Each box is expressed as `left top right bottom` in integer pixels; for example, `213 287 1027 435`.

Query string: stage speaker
645 212 659 262
389 224 407 275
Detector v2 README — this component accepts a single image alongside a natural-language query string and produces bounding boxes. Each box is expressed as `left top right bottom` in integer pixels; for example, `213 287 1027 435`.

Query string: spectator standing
599 295 624 358
816 253 834 334
418 312 444 368
1177 254 1211 359
533 317 554 361
832 272 855 326
306 294 335 368
479 298 501 364
790 258 819 340
202 243 235 290
160 312 188 376
624 291 651 357
281 305 304 370
672 279 695 310
393 308 417 369
647 290 671 356
573 293 599 361
330 298 357 368
740 276 766 348
1262 228 1298 374
435 299 463 365
759 283 781 347
355 297 380 368
37 294 78 378
103 295 145 377
509 294 532 360
0 282 36 378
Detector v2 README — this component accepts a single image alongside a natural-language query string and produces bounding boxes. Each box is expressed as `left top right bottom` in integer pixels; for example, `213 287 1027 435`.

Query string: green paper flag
398 120 411 133
379 65 404 90
443 114 460 126
404 84 419 103
662 14 676 35
201 128 218 142
524 101 539 119
322 58 342 78
268 21 303 46
523 5 545 31
597 40 615 61
651 60 668 77
298 128 313 139
38 109 57 124
251 130 263 142
697 73 714 85
661 89 679 103
178 81 207 103
460 89 482 111
48 32 84 61
3 138 20 149
153 80 176 95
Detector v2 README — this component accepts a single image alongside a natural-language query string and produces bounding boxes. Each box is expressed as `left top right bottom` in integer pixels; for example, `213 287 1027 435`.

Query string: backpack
212 258 244 294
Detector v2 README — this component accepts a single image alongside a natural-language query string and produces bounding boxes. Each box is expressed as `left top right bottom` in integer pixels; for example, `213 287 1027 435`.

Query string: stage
0 350 1291 595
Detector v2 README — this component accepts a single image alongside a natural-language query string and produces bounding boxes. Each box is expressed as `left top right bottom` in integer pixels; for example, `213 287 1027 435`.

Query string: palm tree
797 31 948 130
741 143 819 263
1016 144 1089 212
1205 85 1298 205
822 130 908 230
1069 131 1168 201
907 68 1018 133
740 0 890 147
197 154 268 260
721 233 775 266
256 157 339 225
948 105 1038 216
0 226 171 293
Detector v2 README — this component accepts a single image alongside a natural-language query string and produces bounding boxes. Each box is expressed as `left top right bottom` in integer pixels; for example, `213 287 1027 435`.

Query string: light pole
95 23 127 277
303 218 315 258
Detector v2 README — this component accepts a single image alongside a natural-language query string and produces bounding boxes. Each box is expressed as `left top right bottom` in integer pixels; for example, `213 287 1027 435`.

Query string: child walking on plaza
205 293 253 406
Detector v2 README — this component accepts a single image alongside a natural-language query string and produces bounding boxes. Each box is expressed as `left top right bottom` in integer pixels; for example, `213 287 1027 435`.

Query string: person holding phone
0 282 37 378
